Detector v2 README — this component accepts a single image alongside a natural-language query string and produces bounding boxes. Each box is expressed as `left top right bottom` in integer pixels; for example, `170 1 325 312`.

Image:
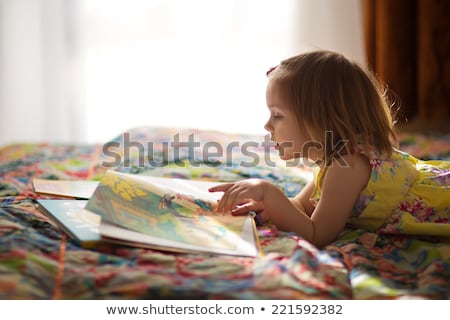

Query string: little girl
209 50 450 248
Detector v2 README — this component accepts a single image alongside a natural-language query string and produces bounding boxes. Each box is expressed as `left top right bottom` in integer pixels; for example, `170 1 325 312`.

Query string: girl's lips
272 141 279 150
269 137 278 149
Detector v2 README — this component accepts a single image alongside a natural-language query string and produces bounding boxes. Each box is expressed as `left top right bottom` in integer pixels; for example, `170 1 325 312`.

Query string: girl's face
264 79 314 161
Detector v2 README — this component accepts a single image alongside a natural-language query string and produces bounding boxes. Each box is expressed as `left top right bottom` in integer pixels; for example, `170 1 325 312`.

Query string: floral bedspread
0 127 449 299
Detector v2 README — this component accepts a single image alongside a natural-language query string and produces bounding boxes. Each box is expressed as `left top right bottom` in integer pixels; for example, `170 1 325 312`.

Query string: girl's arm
289 179 316 217
306 153 370 247
286 154 371 247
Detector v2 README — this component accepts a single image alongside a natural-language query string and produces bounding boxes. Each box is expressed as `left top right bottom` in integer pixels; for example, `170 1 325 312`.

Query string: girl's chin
278 152 300 161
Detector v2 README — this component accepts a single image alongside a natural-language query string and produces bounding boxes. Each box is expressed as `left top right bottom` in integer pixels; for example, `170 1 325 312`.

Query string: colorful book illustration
85 170 261 257
33 178 99 199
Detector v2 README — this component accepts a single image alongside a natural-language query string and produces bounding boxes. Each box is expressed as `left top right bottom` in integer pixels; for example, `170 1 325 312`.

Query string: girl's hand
209 179 269 214
228 199 264 216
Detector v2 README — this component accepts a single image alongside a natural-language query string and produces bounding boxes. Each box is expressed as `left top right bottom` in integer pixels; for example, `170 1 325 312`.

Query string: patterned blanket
0 127 449 299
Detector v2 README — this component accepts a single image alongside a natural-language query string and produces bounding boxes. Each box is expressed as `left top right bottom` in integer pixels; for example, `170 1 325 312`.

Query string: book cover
33 179 99 199
85 170 261 257
36 199 101 248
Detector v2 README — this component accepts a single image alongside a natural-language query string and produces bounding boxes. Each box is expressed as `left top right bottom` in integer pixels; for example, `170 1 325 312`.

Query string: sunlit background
0 0 365 146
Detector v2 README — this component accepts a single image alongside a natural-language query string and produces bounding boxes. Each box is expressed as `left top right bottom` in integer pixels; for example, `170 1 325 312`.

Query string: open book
39 170 261 257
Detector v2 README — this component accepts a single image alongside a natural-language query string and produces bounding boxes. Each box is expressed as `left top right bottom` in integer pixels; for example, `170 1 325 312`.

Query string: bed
1 126 449 299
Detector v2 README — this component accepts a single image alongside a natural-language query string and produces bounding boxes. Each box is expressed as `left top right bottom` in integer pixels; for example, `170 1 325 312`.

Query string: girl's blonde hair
268 50 397 163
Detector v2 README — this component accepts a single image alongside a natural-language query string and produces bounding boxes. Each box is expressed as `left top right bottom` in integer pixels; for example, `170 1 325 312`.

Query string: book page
128 174 222 212
100 214 259 257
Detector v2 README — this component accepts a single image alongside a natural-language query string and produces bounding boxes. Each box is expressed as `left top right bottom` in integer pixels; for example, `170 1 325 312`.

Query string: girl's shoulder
312 151 371 195
312 146 418 191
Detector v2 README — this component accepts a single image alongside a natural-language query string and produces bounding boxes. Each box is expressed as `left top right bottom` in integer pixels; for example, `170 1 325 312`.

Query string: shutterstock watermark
101 132 349 168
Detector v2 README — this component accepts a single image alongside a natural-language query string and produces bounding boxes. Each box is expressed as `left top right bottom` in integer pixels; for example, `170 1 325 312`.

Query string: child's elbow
310 227 336 249
313 239 332 249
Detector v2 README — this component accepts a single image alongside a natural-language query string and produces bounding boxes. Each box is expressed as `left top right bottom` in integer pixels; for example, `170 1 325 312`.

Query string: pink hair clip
266 65 278 77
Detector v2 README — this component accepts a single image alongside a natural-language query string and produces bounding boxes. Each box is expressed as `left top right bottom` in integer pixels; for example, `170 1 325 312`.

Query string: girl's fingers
231 203 253 216
218 188 236 213
217 185 241 213
208 183 234 192
211 182 261 213
209 183 234 212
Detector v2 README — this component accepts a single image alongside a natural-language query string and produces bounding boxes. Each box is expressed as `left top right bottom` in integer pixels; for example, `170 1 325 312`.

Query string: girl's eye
273 114 282 119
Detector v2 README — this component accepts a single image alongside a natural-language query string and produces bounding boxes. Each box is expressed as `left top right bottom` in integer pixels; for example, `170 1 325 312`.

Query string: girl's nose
264 121 272 132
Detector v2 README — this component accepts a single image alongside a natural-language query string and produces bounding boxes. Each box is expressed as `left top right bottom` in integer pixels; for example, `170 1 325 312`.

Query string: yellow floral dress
311 148 450 237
